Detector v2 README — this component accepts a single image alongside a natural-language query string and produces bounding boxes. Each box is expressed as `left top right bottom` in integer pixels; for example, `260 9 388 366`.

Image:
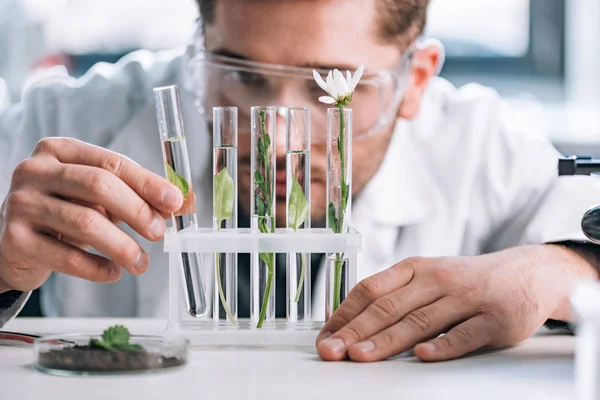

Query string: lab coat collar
353 118 439 228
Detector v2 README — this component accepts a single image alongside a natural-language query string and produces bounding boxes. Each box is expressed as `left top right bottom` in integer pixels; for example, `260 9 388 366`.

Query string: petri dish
33 333 189 376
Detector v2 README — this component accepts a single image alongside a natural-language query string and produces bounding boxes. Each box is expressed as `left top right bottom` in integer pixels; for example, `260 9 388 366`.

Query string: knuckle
102 153 124 176
332 306 355 327
33 137 59 155
4 190 32 213
72 210 100 235
12 158 44 181
356 277 383 301
369 296 400 320
339 325 365 343
452 325 475 346
403 256 424 271
134 200 150 223
405 309 434 333
1 222 29 251
62 248 84 271
376 330 396 348
477 302 508 321
88 171 114 198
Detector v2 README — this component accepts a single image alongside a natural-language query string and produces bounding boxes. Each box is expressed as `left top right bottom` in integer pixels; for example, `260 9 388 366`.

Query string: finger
413 314 496 362
28 232 123 283
25 194 150 275
345 299 473 362
47 164 166 242
34 137 183 213
59 234 92 251
318 284 442 361
69 200 123 225
317 259 416 343
158 189 197 219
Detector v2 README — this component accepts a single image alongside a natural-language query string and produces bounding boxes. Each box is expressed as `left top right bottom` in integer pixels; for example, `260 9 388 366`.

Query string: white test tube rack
164 227 362 347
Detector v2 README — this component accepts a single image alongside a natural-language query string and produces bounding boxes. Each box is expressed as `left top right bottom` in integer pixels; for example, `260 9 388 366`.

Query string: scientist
1 0 600 363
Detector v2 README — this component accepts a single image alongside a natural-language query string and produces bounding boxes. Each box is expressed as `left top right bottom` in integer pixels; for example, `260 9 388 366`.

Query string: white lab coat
1 49 599 322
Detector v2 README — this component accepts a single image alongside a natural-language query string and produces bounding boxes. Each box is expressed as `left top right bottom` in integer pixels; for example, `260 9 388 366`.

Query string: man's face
205 0 404 226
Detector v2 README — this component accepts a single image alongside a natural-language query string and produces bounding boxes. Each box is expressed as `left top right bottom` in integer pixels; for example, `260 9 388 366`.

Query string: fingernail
108 265 121 281
150 216 165 238
161 188 179 207
134 250 149 273
321 338 346 354
354 340 375 353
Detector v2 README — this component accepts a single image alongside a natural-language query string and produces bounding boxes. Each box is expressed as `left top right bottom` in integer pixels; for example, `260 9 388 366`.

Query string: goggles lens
186 51 412 141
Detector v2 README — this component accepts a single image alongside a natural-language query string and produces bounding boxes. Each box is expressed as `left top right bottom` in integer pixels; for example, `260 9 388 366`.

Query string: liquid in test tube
153 85 208 318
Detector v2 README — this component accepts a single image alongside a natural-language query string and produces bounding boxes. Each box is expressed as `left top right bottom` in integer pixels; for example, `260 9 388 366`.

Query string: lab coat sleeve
0 49 182 324
0 49 180 202
478 90 600 251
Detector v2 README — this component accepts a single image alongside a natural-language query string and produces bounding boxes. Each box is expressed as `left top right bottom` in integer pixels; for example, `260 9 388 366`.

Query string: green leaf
102 325 130 347
113 343 144 352
264 133 271 149
258 137 264 155
257 196 266 217
259 252 274 268
165 163 189 199
341 181 349 211
328 202 339 233
258 181 269 197
287 176 309 231
213 167 234 226
90 338 112 351
255 169 264 184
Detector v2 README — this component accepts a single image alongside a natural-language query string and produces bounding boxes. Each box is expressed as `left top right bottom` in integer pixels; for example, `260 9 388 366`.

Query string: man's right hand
0 138 184 293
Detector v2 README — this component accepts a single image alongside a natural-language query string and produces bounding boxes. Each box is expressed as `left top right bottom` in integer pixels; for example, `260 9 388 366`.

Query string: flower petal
313 70 329 93
346 70 352 88
318 96 337 104
326 71 338 99
334 70 349 97
351 65 364 92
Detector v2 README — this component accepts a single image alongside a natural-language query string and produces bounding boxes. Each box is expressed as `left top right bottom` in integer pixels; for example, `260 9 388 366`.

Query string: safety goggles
184 45 416 142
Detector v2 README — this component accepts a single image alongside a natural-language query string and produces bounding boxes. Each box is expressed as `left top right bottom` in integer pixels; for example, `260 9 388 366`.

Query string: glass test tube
325 107 353 320
250 106 276 328
212 107 238 325
285 107 311 325
153 85 208 318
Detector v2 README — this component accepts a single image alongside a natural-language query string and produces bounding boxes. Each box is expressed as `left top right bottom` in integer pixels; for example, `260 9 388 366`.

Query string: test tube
325 107 353 320
153 85 208 318
212 106 238 326
250 106 276 329
285 107 311 326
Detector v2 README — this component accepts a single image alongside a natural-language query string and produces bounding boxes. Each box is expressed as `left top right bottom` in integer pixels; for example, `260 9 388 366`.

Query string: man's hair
197 0 429 47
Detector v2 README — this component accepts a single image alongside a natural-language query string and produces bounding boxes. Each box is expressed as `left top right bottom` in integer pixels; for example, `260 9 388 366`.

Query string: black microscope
559 156 600 244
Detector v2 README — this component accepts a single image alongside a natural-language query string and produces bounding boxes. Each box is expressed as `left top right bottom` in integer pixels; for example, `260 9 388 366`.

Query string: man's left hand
316 245 588 362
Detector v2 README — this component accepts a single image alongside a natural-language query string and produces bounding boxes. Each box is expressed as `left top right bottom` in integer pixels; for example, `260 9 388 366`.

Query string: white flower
313 65 364 106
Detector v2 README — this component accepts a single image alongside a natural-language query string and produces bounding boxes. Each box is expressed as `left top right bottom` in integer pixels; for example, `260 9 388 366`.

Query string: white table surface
1 318 576 400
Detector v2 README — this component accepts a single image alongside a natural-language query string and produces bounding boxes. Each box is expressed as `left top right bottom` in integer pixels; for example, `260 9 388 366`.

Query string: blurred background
1 0 599 157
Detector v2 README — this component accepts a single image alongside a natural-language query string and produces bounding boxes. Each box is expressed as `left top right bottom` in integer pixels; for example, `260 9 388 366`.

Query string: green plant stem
293 243 307 303
215 225 237 324
256 111 275 329
256 249 274 329
332 105 347 313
